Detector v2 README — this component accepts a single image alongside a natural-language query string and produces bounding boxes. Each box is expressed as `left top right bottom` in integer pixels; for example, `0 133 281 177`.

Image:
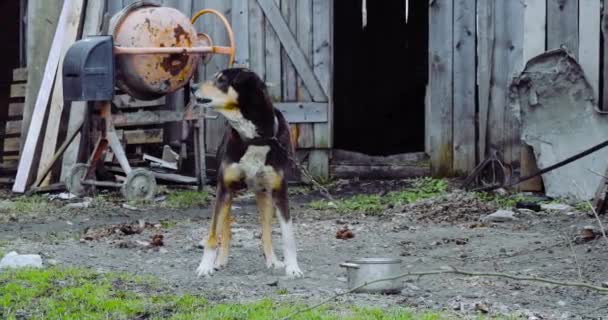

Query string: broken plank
4 138 20 153
14 0 82 193
37 0 86 187
143 154 178 170
112 94 167 109
10 84 26 98
8 103 24 118
12 68 27 82
123 129 164 145
5 120 22 136
113 110 186 127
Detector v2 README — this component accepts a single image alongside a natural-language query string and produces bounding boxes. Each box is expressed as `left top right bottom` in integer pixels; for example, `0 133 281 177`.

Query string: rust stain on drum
110 5 200 100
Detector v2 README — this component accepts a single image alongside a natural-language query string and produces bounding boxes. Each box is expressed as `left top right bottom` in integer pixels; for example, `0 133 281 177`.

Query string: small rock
46 259 59 266
0 252 43 269
580 226 598 242
65 200 91 209
557 300 566 307
474 302 490 313
482 210 517 223
494 188 508 196
540 203 573 212
122 204 141 211
151 234 164 247
601 282 608 288
267 280 279 286
154 195 166 202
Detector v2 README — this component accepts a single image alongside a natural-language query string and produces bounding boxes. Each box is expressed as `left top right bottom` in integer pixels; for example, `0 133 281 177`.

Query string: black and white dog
191 68 303 278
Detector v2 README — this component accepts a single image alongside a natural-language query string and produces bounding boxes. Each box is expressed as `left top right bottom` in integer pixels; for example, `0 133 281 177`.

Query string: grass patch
474 192 544 209
11 195 51 214
0 267 462 320
310 178 448 215
166 190 211 209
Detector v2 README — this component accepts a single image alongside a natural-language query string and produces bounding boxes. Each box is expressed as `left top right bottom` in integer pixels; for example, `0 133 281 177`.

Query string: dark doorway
334 0 428 156
0 0 22 124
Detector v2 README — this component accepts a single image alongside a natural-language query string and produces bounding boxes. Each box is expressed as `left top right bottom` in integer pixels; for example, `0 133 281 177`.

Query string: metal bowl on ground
109 1 201 100
340 258 403 294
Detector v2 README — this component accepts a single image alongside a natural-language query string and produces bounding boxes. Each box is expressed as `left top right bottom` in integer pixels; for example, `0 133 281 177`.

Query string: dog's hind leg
197 183 232 277
273 179 303 278
256 191 284 269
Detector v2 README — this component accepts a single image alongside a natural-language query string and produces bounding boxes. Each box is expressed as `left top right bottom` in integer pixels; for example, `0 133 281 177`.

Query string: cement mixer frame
59 5 236 201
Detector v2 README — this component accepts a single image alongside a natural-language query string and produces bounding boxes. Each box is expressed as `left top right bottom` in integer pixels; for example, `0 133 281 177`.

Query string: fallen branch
281 266 608 320
572 179 608 245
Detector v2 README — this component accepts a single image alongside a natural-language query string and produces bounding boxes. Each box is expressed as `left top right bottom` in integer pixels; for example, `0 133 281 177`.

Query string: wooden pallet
1 68 27 178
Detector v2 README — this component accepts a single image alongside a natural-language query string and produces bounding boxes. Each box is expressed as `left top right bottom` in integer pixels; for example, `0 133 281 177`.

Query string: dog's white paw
266 255 285 269
285 264 303 278
215 254 228 269
196 249 217 277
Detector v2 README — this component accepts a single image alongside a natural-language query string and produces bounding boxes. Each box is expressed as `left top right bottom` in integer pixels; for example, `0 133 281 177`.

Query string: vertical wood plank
294 0 314 149
579 0 601 98
249 0 266 78
476 0 494 162
602 2 608 110
520 0 546 191
547 0 579 56
107 0 123 16
494 0 524 169
429 0 454 176
312 0 331 153
62 0 107 182
265 0 283 102
452 0 476 175
281 0 297 102
232 0 250 67
37 0 86 186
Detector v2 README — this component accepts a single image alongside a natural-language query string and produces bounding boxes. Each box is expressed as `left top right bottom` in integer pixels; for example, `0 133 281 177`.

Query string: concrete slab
513 49 608 200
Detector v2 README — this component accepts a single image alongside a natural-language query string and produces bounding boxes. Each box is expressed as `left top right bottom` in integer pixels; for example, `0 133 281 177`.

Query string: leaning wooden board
13 0 83 193
37 0 85 187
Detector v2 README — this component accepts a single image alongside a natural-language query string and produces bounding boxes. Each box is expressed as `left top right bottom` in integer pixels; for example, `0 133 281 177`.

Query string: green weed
310 178 448 215
166 190 211 209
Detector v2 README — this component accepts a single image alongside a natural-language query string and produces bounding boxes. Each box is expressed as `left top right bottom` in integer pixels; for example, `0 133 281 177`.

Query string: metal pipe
113 46 215 55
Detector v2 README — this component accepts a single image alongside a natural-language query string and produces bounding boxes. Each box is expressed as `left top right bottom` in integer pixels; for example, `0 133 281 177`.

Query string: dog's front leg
273 179 303 278
197 183 232 277
256 191 284 269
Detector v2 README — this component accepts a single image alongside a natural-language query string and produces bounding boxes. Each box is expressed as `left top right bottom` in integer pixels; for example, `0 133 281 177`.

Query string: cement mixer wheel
65 163 95 197
122 168 157 201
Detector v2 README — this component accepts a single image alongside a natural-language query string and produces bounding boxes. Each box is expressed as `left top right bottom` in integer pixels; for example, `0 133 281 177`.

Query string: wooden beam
38 0 86 187
4 138 20 153
429 0 454 176
312 0 332 153
13 0 82 193
295 0 315 150
258 0 328 101
5 121 22 136
452 0 476 175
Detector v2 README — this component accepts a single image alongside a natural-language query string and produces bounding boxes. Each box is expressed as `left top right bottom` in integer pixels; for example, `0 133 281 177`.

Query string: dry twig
281 266 608 320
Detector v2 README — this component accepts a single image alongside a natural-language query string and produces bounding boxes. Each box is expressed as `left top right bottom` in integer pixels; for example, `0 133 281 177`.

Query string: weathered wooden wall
106 0 333 179
428 0 603 183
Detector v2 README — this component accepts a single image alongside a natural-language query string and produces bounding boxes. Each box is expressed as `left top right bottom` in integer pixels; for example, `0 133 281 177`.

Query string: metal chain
271 138 335 202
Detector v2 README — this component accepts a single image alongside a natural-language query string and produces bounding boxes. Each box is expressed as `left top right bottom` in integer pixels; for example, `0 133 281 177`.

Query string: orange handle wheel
191 9 236 67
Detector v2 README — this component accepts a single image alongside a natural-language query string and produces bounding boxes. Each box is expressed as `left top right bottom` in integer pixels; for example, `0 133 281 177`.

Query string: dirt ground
1 180 608 319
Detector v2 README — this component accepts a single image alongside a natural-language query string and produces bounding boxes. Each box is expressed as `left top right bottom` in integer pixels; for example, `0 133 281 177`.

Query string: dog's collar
246 115 279 146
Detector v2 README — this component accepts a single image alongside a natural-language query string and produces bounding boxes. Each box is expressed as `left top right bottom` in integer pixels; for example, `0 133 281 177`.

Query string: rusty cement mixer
61 1 235 200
